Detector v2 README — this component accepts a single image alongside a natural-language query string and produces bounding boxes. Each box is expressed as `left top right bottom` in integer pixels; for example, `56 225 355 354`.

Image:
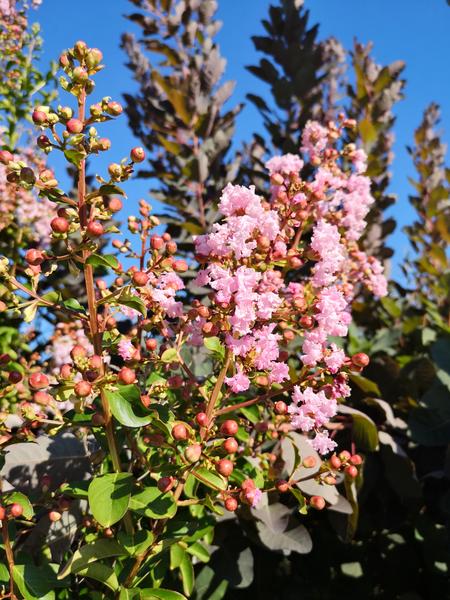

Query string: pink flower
301 121 328 157
311 431 337 455
324 344 346 373
265 153 304 176
225 369 250 392
118 339 135 361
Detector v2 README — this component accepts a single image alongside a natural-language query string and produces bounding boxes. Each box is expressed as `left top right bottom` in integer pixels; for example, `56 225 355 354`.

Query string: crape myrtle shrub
121 0 450 598
0 1 447 600
0 31 394 598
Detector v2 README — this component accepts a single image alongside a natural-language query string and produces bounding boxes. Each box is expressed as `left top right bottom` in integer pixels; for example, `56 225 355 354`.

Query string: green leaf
58 539 126 579
118 530 154 556
140 589 187 600
170 543 186 570
77 562 119 591
349 373 381 396
86 254 119 270
290 487 308 515
13 564 67 600
129 486 177 519
63 298 85 312
381 297 401 318
160 348 179 363
186 542 210 563
116 292 147 317
88 473 133 527
180 554 195 596
339 406 379 452
203 337 225 359
98 183 127 197
6 491 34 519
106 385 153 428
194 565 228 600
64 148 86 167
192 467 227 491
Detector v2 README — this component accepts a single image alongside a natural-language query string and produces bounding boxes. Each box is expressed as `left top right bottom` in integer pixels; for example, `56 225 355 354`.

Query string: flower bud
130 147 145 163
107 197 122 213
185 443 202 463
8 371 22 384
345 465 358 478
132 271 149 287
72 66 88 83
70 345 87 361
51 217 69 234
274 400 288 415
223 437 239 454
87 221 104 237
329 455 341 470
276 480 290 493
172 423 188 441
157 476 175 493
302 455 317 469
59 106 73 120
90 103 103 117
10 503 23 518
310 495 326 510
29 372 49 390
351 353 370 368
32 109 47 125
216 459 233 478
49 510 62 522
151 235 164 250
224 497 238 512
25 249 45 266
118 367 136 385
34 391 52 405
86 48 103 70
106 101 123 116
66 118 83 134
108 163 122 179
350 454 363 466
20 167 36 185
74 381 92 398
195 412 208 427
220 420 238 436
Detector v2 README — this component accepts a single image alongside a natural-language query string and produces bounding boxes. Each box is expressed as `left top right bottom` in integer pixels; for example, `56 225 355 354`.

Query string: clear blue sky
34 0 449 279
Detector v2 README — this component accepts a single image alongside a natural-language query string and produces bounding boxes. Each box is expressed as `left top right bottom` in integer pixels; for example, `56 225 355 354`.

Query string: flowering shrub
0 41 388 598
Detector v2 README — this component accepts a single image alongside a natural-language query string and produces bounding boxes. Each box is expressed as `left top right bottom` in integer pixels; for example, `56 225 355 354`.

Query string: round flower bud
66 118 83 134
329 455 342 470
87 221 104 237
74 381 92 398
37 135 51 149
339 450 351 462
350 454 363 466
195 412 208 427
108 163 122 179
302 455 317 469
130 147 145 163
345 465 358 479
51 217 69 234
29 372 49 390
299 315 314 329
20 167 36 184
70 345 87 361
10 503 23 518
172 423 188 441
157 476 174 493
118 367 136 385
107 197 122 213
276 480 290 493
224 497 238 512
173 259 188 272
0 506 5 520
151 235 164 250
145 338 157 351
8 371 22 384
25 249 45 266
166 241 177 255
351 353 370 368
223 437 239 454
86 48 103 70
132 271 149 287
49 510 62 522
185 443 202 463
274 400 288 415
32 109 47 125
310 495 326 510
220 420 238 436
72 66 88 82
106 101 123 116
216 459 233 478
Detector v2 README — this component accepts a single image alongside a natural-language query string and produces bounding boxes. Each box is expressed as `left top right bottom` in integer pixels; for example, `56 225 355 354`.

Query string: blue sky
34 0 449 279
